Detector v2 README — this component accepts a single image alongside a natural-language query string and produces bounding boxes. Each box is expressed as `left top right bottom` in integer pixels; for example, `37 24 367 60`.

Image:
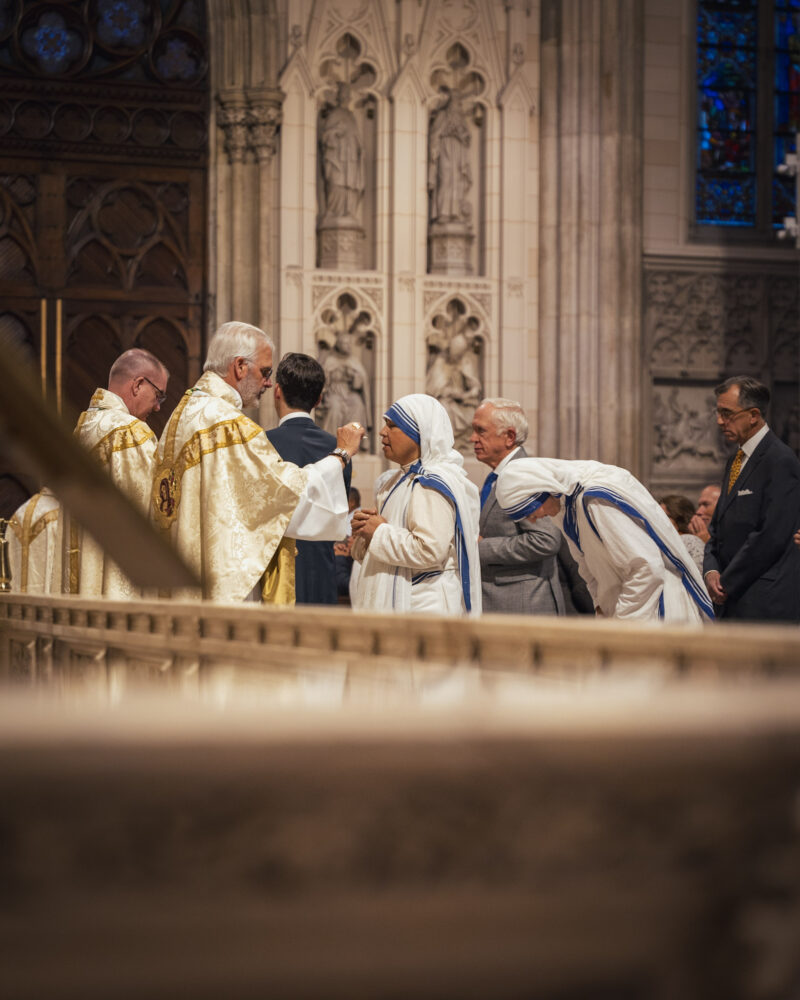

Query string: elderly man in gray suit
470 398 566 615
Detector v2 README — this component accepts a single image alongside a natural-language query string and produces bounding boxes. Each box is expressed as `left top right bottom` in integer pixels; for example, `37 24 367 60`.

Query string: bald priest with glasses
703 375 800 622
64 347 170 599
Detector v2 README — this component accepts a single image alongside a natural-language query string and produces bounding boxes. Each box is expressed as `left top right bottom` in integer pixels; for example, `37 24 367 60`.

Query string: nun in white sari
351 394 481 616
496 457 713 623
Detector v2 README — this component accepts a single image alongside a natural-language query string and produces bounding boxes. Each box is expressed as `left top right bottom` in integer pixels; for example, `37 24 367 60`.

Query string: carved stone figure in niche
320 333 370 441
319 82 364 222
425 299 483 452
316 293 374 450
426 43 484 276
428 87 472 226
316 31 377 270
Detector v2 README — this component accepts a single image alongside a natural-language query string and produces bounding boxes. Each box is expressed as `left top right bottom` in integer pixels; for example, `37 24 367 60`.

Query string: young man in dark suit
704 375 800 622
267 353 351 604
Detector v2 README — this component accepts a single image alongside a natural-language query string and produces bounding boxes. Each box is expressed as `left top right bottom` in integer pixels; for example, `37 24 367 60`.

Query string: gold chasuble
64 388 156 599
7 488 61 594
151 372 310 604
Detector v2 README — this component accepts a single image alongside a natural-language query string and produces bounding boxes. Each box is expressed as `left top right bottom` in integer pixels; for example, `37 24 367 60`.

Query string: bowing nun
495 457 713 623
351 393 481 616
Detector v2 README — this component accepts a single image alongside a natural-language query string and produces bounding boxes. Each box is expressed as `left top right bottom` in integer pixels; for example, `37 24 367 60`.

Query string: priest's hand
337 421 366 457
352 507 385 544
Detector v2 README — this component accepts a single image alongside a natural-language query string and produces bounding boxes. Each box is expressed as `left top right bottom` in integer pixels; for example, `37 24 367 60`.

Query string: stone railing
3 593 800 998
2 593 800 706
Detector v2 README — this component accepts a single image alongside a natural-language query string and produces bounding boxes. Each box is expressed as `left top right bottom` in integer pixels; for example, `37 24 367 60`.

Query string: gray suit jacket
478 447 565 615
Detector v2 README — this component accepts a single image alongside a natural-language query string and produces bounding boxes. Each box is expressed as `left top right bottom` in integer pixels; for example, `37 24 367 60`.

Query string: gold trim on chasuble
151 391 267 531
66 414 155 594
151 389 298 604
8 496 58 593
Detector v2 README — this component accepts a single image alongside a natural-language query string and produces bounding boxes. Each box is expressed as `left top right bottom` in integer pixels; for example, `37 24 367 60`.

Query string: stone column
247 89 282 334
216 92 250 321
537 0 643 473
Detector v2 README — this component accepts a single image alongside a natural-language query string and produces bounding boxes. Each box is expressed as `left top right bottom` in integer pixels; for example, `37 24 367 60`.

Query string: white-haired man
64 347 169 598
151 322 363 603
469 398 565 615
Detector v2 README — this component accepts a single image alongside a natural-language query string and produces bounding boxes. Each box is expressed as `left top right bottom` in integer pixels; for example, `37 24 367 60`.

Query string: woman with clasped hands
350 394 481 616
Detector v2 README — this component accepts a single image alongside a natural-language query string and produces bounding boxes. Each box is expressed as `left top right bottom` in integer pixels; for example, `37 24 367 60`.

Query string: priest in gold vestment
6 487 61 594
64 348 169 599
151 322 363 604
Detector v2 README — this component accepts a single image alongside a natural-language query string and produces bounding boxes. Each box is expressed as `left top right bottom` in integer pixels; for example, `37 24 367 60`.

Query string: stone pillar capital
216 92 249 164
246 89 283 164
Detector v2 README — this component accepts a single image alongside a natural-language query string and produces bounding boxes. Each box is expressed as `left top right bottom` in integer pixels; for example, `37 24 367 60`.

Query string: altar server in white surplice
64 348 168 599
496 457 713 623
351 394 481 616
151 322 363 604
7 488 61 594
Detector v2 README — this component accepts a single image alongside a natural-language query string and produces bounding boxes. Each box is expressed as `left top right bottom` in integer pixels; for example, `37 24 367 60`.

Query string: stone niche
426 43 486 276
425 295 485 453
316 32 378 271
314 290 376 451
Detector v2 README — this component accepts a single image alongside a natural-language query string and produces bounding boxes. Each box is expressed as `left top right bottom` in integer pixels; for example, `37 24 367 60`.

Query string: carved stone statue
319 82 364 222
319 333 370 446
427 87 472 226
426 313 482 452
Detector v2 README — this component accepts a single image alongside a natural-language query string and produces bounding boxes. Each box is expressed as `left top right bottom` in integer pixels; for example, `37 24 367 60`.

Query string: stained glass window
696 0 800 234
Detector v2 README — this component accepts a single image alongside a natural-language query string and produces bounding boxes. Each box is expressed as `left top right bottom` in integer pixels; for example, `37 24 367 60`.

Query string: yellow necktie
727 449 744 493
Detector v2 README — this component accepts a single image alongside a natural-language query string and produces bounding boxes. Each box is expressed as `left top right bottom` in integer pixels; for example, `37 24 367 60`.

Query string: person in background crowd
687 484 720 543
659 493 705 573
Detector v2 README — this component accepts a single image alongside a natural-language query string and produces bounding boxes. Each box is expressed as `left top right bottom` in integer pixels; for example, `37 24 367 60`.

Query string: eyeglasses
141 376 167 404
715 407 752 422
248 360 273 381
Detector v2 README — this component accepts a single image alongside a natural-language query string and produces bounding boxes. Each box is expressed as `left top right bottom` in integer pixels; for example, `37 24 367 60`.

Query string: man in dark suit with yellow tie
267 353 351 605
704 376 800 621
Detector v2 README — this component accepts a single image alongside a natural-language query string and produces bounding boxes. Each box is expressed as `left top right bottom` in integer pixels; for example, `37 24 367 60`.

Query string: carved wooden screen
0 0 208 480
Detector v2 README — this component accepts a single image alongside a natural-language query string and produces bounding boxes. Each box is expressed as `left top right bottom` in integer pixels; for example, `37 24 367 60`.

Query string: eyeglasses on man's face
248 360 273 381
715 406 752 422
141 375 167 404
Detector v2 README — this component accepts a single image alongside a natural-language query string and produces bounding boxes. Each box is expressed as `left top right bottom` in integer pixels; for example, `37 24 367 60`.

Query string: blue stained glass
97 0 148 48
155 36 198 81
696 174 756 225
21 11 83 75
696 1 759 225
698 10 757 49
772 175 796 226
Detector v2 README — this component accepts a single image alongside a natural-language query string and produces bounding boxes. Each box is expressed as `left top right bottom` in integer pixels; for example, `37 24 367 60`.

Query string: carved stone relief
315 291 377 449
645 266 800 488
425 296 485 453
